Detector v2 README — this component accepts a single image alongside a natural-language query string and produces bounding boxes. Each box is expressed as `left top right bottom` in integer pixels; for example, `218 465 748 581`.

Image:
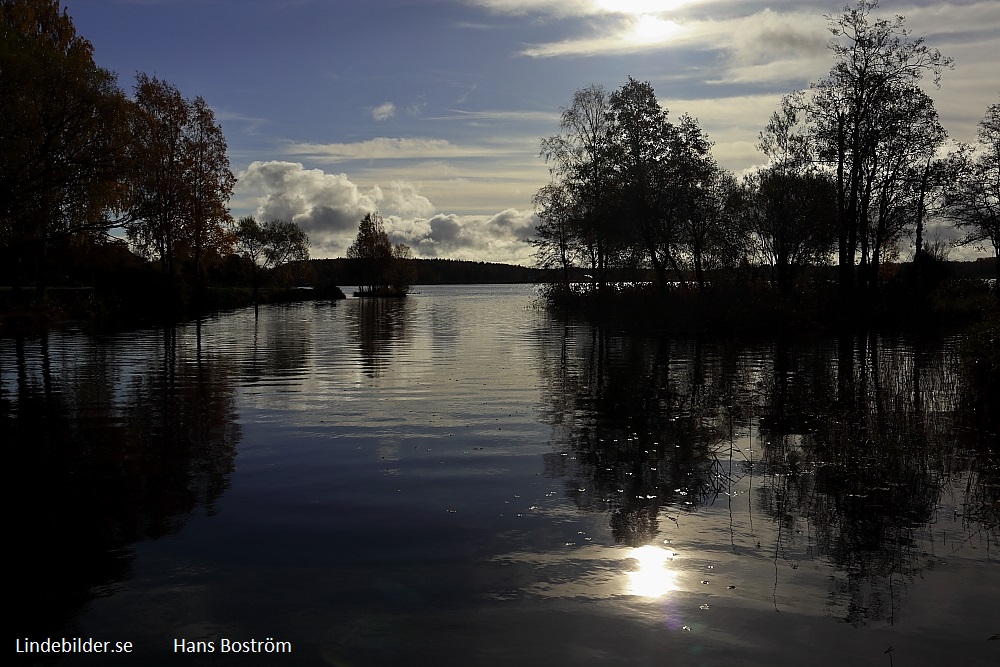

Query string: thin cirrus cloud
286 136 528 163
422 108 561 125
520 15 688 58
470 0 699 18
474 0 717 57
515 4 829 67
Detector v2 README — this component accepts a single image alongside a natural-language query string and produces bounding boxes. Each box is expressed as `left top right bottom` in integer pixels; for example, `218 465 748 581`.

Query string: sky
62 0 1000 264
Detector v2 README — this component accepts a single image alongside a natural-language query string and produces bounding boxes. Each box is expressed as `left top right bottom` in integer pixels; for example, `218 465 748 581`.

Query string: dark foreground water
4 285 998 666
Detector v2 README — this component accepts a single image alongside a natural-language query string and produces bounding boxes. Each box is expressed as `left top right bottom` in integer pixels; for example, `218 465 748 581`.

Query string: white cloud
392 209 538 264
406 95 428 116
371 102 396 121
518 4 830 66
455 83 477 104
904 1 1000 39
707 9 829 84
469 0 586 18
520 15 691 57
370 181 435 219
235 162 378 251
235 161 538 264
279 131 548 219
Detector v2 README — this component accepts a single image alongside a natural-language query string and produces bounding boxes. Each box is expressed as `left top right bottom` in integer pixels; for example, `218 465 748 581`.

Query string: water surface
4 285 997 665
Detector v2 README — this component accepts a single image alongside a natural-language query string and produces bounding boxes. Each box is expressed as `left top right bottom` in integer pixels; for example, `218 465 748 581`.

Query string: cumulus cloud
236 161 376 238
370 181 435 219
371 102 396 121
393 209 538 263
235 161 537 264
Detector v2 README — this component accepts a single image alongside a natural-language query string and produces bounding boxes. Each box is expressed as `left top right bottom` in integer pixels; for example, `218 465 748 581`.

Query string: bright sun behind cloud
630 14 683 44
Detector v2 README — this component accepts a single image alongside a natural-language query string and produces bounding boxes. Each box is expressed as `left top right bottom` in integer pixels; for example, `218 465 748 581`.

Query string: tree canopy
942 97 1000 294
807 0 952 303
234 215 310 310
534 77 739 295
126 73 236 281
1 0 131 292
531 2 993 316
346 212 415 296
1 0 238 304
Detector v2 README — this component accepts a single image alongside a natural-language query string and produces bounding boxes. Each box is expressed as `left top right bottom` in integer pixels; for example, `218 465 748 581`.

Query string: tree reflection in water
349 297 411 378
3 327 240 636
535 316 998 623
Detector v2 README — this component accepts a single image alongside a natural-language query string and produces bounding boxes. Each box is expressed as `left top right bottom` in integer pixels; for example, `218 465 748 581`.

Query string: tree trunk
693 249 706 293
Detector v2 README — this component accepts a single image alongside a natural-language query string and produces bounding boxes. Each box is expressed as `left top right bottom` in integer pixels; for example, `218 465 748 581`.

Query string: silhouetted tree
233 215 310 312
673 122 740 291
125 74 235 287
539 84 618 289
604 77 682 291
386 242 416 294
125 74 190 276
530 182 580 284
859 86 946 297
743 94 836 297
346 212 412 296
806 0 952 304
742 168 837 297
185 95 236 290
535 78 740 298
0 0 131 294
942 97 1000 296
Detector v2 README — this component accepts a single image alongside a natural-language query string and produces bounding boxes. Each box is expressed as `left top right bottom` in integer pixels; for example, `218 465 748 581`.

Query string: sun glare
630 14 681 44
626 545 678 598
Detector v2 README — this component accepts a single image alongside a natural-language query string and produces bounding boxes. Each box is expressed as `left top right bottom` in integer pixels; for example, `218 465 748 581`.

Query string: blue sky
64 0 999 263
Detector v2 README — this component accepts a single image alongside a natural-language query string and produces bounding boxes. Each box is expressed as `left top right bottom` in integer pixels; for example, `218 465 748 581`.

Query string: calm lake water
4 284 998 666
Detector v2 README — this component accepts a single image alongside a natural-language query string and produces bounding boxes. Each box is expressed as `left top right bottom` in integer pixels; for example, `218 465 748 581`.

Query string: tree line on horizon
531 0 999 309
0 0 310 310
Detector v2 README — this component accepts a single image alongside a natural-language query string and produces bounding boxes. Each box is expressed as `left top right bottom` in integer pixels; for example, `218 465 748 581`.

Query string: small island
345 212 416 298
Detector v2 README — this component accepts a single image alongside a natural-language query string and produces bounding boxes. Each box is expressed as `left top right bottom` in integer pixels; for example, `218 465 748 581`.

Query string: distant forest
304 258 548 286
296 256 997 287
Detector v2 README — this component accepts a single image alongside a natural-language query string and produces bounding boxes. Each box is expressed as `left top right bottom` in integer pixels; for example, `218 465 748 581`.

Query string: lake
4 284 997 666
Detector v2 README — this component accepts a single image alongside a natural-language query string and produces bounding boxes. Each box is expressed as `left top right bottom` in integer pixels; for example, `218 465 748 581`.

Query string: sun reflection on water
626 545 677 598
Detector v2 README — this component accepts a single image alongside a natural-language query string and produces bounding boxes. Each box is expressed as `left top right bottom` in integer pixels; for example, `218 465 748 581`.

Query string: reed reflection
535 318 752 547
3 328 241 635
756 334 998 624
535 319 997 621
